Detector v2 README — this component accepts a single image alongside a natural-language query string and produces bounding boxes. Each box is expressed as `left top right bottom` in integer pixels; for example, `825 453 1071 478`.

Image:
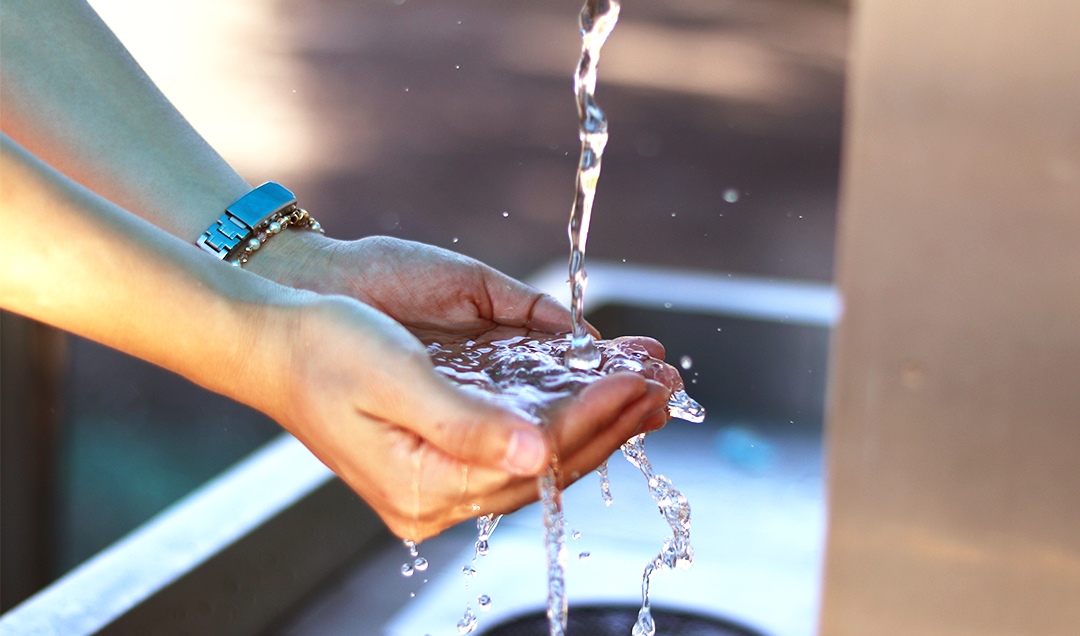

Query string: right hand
267 295 670 541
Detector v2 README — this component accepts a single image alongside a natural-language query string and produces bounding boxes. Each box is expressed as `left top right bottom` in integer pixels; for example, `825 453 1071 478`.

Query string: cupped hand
248 233 591 345
272 294 670 541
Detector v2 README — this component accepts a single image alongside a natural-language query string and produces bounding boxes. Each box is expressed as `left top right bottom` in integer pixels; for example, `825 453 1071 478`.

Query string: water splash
457 605 478 634
566 0 621 371
475 513 502 560
621 433 694 636
596 459 614 506
402 539 422 578
428 336 703 424
540 467 569 636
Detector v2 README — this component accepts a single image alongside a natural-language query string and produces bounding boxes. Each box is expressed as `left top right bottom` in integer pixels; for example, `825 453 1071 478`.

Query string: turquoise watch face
196 182 296 259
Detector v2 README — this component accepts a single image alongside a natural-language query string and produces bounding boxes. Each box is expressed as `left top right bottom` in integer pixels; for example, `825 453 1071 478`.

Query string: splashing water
541 467 569 635
596 460 614 506
457 605 478 634
566 0 621 371
429 336 701 422
401 539 422 578
622 434 694 636
475 513 502 560
423 3 705 634
429 334 703 636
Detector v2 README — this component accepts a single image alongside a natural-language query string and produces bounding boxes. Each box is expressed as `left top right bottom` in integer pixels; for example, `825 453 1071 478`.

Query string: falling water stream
411 2 705 634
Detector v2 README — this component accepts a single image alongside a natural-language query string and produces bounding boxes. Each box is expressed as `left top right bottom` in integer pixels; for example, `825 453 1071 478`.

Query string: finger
611 335 666 359
557 386 669 488
470 383 669 514
382 366 551 477
544 372 650 458
528 293 575 334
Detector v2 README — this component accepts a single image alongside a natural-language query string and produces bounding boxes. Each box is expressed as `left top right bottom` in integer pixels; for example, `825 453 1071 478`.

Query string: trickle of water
621 433 694 636
404 539 419 558
462 565 476 578
565 0 621 371
475 513 502 560
596 459 614 506
540 467 569 636
457 605 478 634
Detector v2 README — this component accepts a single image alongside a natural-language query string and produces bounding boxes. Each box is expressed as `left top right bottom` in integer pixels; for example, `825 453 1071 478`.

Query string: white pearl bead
269 222 282 234
309 221 322 232
247 238 261 250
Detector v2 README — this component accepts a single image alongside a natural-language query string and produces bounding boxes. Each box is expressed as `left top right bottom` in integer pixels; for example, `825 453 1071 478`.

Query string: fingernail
504 429 547 475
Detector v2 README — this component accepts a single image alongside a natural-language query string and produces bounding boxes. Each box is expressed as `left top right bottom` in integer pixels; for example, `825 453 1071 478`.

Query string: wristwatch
196 182 298 261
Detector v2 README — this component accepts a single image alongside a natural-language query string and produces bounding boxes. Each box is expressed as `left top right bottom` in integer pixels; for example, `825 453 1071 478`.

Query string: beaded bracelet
230 206 323 267
195 182 324 266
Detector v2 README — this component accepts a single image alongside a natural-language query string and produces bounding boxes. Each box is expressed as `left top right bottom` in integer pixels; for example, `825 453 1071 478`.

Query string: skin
1 136 672 539
0 0 676 539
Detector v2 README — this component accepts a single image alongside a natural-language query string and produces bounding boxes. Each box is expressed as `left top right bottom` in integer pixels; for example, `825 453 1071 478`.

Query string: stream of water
412 2 704 634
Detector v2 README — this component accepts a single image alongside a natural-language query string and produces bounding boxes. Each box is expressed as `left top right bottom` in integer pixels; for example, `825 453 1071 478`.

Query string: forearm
0 0 250 243
0 134 298 414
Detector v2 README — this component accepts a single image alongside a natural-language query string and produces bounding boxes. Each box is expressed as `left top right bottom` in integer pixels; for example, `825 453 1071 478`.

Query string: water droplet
404 86 409 92
455 65 460 69
679 355 693 370
572 530 581 540
478 594 492 610
457 605 478 634
501 211 509 217
404 539 419 557
462 565 476 577
401 563 414 577
410 592 416 598
622 258 627 262
579 552 591 561
475 539 489 557
414 557 429 571
452 237 459 243
670 212 676 217
723 188 740 203
663 302 672 309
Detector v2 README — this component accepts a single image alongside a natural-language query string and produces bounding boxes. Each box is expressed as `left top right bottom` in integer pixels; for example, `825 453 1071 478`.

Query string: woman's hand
247 232 593 345
274 295 671 541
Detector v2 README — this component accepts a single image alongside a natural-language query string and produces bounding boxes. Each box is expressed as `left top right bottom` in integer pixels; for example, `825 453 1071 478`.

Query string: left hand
247 232 599 346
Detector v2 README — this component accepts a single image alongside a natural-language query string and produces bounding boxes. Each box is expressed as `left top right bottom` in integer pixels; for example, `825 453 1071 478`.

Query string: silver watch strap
196 182 298 259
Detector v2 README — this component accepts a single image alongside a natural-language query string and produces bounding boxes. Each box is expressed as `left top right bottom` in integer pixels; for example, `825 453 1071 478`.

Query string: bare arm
0 0 250 240
0 134 666 538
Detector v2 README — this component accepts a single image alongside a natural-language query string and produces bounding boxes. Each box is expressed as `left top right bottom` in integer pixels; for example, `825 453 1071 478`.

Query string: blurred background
2 0 848 632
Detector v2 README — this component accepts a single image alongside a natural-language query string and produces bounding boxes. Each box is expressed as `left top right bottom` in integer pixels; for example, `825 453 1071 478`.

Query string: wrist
241 225 342 293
